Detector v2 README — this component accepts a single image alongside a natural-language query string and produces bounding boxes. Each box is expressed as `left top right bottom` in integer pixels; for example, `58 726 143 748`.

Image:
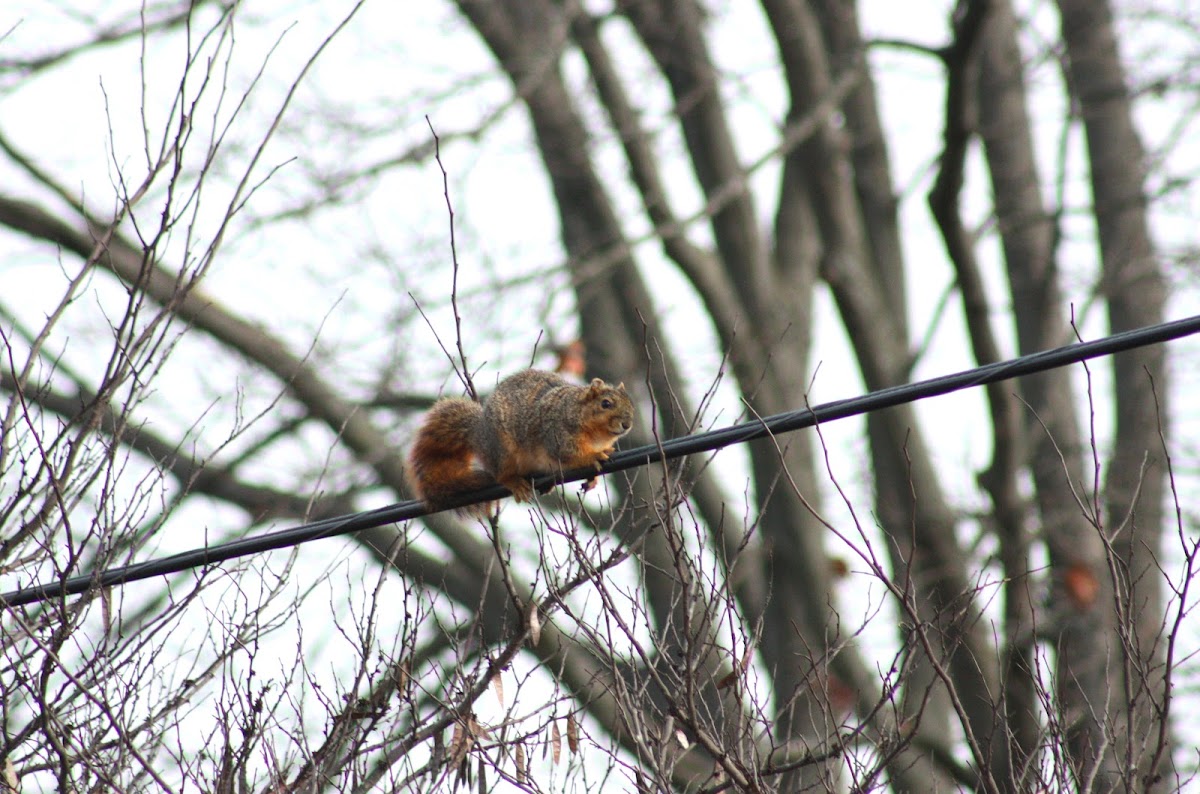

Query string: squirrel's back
480 370 634 488
481 370 575 459
406 369 634 511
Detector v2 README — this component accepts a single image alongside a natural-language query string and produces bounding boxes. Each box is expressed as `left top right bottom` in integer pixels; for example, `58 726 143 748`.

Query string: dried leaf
674 729 690 749
456 753 470 790
101 587 112 635
449 715 475 769
515 742 526 784
528 603 542 647
394 658 411 695
556 340 586 378
432 726 445 768
1064 563 1100 610
2 758 17 794
490 671 504 705
827 672 856 715
718 647 754 690
551 720 562 765
450 721 466 763
566 711 579 755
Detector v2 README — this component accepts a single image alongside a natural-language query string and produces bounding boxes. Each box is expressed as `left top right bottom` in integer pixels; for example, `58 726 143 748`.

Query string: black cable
4 313 1199 608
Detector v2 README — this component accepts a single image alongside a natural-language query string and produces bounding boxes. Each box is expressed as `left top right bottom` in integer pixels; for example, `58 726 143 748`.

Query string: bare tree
1 0 1196 791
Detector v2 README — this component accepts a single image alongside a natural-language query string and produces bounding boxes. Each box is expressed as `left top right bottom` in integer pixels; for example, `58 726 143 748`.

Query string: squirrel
405 369 634 513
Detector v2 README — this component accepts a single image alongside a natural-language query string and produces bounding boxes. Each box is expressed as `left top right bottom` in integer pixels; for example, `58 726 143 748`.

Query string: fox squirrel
405 369 634 513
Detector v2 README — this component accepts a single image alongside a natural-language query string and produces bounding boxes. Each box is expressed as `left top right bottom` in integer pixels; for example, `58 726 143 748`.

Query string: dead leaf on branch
490 670 504 705
1064 562 1100 610
566 711 579 755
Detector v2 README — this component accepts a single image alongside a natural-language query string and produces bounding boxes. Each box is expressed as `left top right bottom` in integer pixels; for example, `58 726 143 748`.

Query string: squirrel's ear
588 378 604 390
616 382 626 391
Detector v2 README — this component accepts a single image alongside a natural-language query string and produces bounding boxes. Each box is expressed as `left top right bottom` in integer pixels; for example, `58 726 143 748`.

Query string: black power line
4 314 1199 608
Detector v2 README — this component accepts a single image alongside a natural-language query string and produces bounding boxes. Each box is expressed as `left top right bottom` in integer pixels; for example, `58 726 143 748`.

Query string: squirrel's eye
601 399 613 409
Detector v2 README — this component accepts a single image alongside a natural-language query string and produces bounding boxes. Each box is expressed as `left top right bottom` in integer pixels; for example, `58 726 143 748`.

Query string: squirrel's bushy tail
405 397 497 516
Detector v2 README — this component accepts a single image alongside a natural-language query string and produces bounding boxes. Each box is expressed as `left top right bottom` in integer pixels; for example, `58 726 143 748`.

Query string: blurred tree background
1 0 1198 791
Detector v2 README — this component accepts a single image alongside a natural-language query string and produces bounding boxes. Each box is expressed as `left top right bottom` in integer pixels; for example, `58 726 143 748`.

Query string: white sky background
1 0 1198 789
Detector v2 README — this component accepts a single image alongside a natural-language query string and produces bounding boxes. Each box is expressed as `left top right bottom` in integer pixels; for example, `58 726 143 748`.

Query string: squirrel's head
587 379 634 437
